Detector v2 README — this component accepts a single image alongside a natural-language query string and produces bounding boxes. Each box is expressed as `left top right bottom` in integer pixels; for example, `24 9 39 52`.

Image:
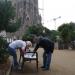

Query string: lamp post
53 16 61 30
38 0 44 25
38 8 44 24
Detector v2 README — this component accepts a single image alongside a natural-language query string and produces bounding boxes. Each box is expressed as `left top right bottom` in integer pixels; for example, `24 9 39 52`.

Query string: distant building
6 0 41 39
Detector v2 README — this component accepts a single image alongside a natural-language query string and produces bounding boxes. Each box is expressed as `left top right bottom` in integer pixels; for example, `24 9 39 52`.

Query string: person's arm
21 41 27 53
33 37 41 52
32 43 39 57
21 47 26 54
33 44 39 52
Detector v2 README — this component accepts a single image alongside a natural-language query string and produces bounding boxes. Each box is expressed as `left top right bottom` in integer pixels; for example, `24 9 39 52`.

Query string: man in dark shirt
33 37 54 70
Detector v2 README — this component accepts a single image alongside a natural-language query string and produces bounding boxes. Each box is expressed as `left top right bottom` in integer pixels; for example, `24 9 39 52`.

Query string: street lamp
38 7 44 26
38 0 44 25
53 16 61 30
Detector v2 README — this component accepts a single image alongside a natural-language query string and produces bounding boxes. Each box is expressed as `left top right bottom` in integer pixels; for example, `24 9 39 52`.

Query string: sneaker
13 64 19 70
40 66 45 68
13 66 18 70
42 68 49 71
18 66 22 70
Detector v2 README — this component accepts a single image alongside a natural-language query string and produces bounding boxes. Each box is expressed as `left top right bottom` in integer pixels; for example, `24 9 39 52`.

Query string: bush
0 37 9 64
22 34 34 43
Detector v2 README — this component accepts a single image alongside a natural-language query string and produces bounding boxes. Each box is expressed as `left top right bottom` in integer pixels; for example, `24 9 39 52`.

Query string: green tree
50 30 60 42
58 22 75 49
22 24 44 42
22 24 58 42
27 24 44 36
6 18 21 32
69 22 75 41
0 0 21 32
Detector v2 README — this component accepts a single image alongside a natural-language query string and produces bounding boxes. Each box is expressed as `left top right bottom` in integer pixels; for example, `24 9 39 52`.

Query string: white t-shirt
9 40 26 50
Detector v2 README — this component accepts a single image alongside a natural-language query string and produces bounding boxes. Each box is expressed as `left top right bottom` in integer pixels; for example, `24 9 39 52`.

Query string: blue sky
38 0 75 30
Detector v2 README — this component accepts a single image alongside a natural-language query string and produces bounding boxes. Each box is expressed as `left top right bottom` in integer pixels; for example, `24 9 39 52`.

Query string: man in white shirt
8 40 32 69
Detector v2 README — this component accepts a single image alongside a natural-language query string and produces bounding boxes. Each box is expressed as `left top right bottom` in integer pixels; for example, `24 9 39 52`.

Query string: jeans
8 47 18 67
43 51 52 69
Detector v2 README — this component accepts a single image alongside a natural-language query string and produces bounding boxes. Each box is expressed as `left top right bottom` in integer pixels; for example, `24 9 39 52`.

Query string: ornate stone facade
7 0 41 39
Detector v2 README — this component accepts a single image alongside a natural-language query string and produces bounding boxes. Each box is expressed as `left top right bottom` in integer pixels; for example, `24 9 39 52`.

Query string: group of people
8 36 54 71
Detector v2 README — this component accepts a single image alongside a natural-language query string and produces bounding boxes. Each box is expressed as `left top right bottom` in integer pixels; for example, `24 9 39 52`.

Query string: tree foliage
58 22 75 49
6 18 21 32
50 30 60 42
0 37 9 64
27 24 44 36
22 24 44 42
22 24 59 42
58 22 75 42
0 1 21 32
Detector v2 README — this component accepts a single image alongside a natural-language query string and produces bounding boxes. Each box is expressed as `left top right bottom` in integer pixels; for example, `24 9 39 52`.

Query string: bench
19 49 38 72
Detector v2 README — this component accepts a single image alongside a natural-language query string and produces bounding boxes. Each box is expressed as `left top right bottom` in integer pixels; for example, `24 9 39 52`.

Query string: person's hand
32 52 35 57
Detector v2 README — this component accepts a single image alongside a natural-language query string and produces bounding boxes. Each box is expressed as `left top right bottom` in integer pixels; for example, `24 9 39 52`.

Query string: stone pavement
11 49 75 75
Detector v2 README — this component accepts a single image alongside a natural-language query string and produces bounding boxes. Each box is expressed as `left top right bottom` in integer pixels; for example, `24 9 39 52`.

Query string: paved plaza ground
11 49 75 75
